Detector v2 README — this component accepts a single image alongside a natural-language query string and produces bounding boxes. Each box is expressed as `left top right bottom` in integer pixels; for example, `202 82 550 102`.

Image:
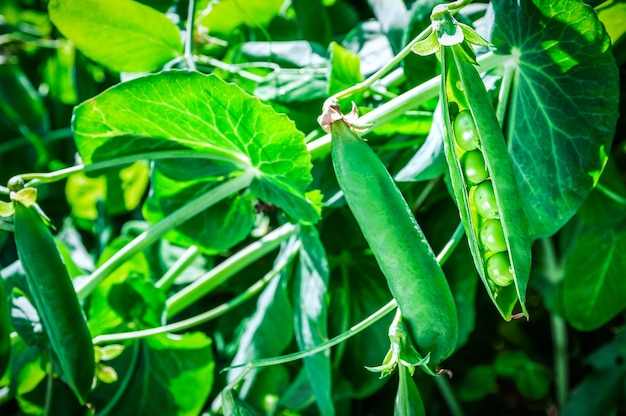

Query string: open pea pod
440 45 532 320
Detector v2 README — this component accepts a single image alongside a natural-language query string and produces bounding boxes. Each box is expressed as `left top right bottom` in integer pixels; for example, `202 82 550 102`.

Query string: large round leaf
488 0 619 238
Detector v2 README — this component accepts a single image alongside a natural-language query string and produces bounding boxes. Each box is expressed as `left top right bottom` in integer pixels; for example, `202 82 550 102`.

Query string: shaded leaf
101 333 214 416
561 330 626 416
489 0 619 238
294 226 333 416
562 215 626 331
227 237 297 397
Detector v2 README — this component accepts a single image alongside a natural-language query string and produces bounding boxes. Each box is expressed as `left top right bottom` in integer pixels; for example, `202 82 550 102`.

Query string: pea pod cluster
324 105 458 364
440 45 532 320
12 191 95 404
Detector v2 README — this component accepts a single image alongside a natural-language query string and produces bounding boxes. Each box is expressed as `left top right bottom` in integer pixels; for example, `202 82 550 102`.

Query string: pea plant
0 0 625 415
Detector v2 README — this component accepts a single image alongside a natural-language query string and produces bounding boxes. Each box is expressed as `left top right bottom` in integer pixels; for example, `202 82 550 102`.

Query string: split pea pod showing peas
441 46 532 320
12 194 95 404
325 106 458 364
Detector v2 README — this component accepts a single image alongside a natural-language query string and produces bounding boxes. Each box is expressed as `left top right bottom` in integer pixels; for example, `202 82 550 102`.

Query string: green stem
434 376 465 416
166 221 299 316
223 298 399 372
97 341 141 416
541 237 568 409
222 222 464 372
184 0 197 70
308 51 508 160
93 240 301 345
15 149 248 188
76 169 255 300
596 183 626 205
323 24 434 109
0 127 72 155
155 245 201 292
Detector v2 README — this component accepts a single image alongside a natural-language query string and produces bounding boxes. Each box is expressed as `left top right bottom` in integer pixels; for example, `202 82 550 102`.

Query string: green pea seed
453 110 479 151
461 150 489 185
473 180 499 219
486 252 514 287
479 219 507 252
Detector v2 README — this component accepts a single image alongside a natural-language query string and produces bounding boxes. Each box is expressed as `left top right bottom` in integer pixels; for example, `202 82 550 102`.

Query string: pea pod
327 107 458 364
12 194 94 404
0 278 10 380
440 45 532 320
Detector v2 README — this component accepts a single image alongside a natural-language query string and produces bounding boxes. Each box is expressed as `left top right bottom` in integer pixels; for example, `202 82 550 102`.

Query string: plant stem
596 183 626 205
0 127 72 155
222 222 464 372
307 51 509 160
93 239 301 345
166 222 299 316
434 376 465 416
322 24 434 109
223 298 399 372
184 0 197 71
541 237 568 409
76 170 255 300
155 245 201 291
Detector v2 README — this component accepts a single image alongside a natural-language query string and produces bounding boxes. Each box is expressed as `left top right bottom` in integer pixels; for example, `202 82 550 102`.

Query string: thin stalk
307 51 508 160
0 127 72 155
541 237 568 409
596 183 626 205
223 298 399 372
166 222 299 316
155 245 201 291
222 222 464 372
495 58 516 124
76 170 255 300
15 149 248 188
323 24 434 109
194 56 267 83
93 240 301 345
184 0 197 71
433 376 465 416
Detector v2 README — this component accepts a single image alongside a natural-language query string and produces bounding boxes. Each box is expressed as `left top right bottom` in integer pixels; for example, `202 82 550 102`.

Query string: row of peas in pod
453 110 514 287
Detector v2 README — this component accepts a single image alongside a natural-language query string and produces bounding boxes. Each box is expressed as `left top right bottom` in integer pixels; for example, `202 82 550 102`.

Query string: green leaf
197 0 285 35
493 351 550 400
227 237 296 397
143 164 256 254
562 215 626 331
65 162 150 222
561 330 626 416
328 42 363 97
458 365 496 402
0 62 49 136
88 236 151 337
489 0 619 238
72 71 319 223
48 0 182 73
99 333 214 416
222 390 263 416
294 226 333 416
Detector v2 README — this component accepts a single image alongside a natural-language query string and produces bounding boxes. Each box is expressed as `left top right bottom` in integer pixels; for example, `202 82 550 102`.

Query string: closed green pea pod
13 198 95 404
440 45 532 320
329 110 458 364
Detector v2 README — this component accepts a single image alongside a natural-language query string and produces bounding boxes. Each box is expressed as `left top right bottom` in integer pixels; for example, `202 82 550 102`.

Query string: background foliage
1 0 626 415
